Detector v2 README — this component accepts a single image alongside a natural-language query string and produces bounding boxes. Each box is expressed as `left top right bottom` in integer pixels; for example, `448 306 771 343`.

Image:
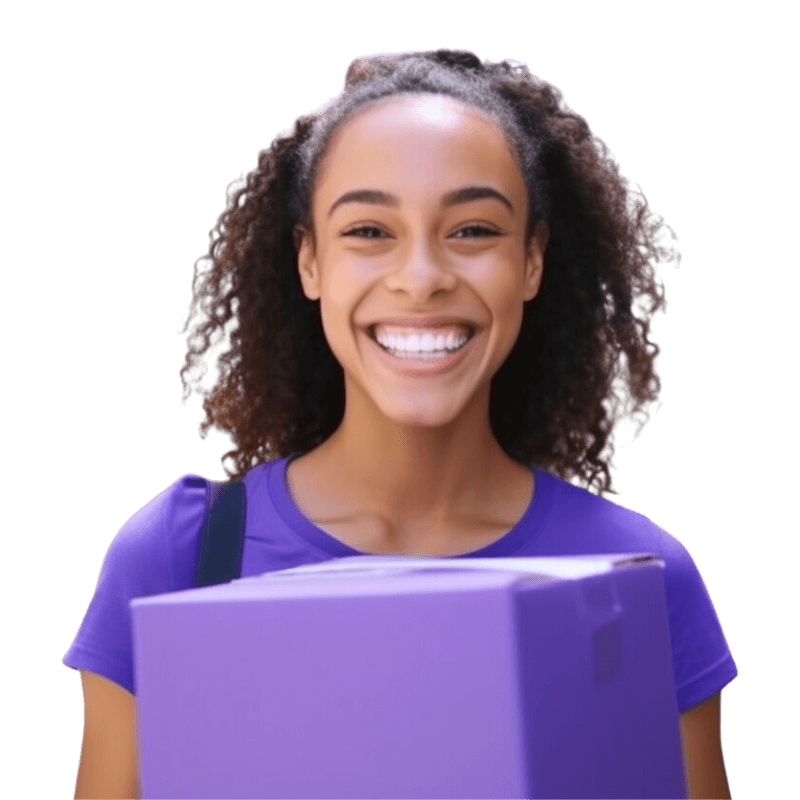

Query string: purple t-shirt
63 454 737 713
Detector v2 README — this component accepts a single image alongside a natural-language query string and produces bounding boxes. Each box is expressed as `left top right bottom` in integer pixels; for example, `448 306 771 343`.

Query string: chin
374 399 468 429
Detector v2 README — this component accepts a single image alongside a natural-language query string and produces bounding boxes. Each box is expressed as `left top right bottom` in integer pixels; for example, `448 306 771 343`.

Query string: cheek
325 265 360 309
486 280 527 354
326 272 352 311
482 270 527 319
317 274 363 356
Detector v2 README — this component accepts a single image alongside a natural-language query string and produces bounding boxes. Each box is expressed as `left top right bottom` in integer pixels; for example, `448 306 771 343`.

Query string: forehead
316 94 522 199
344 93 501 134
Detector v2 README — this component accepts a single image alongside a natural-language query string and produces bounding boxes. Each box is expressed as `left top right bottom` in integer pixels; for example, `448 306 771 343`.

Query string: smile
365 326 478 376
367 325 475 361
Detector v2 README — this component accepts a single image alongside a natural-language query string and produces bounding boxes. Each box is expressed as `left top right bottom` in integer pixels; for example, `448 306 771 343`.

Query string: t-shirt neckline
273 451 541 559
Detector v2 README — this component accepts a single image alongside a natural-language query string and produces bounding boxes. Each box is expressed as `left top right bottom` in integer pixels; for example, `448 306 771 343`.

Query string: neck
306 384 524 522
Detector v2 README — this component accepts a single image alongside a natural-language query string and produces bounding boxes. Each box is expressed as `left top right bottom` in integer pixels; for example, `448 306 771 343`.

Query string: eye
342 225 386 239
342 225 501 239
453 225 500 239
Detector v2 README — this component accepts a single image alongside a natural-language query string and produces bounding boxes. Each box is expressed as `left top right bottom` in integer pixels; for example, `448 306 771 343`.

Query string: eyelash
342 224 501 240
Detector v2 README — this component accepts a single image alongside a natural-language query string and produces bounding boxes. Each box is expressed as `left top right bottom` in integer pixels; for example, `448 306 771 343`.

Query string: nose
382 248 459 298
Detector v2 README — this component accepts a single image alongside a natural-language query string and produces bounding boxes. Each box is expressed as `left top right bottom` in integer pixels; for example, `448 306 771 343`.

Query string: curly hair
177 48 680 497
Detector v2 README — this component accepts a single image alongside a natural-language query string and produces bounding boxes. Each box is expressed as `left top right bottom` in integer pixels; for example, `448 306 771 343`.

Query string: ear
523 220 549 302
294 224 321 302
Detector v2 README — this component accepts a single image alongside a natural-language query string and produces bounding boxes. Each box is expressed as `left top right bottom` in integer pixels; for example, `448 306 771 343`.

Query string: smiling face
295 93 549 432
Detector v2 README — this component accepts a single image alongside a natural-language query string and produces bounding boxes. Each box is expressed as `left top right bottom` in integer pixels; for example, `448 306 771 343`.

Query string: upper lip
367 316 478 334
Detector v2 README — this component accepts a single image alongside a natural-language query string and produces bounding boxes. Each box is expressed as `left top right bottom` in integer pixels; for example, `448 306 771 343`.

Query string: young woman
66 49 735 798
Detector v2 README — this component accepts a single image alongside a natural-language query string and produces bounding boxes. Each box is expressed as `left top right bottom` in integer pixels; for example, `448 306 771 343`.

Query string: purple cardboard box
131 553 687 799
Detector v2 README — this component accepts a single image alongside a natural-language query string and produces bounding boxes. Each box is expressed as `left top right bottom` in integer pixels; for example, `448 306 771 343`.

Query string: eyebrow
327 184 514 220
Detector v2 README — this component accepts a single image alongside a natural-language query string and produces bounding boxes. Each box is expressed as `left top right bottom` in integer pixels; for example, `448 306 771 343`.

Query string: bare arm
679 691 732 799
74 670 140 799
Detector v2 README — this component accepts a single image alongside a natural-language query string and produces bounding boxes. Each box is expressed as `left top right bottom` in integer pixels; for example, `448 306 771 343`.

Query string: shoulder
540 471 693 566
64 474 216 695
96 473 212 596
544 468 714 618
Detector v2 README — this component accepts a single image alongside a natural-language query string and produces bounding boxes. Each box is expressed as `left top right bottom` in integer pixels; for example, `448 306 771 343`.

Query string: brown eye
342 225 501 239
342 225 386 239
453 225 500 239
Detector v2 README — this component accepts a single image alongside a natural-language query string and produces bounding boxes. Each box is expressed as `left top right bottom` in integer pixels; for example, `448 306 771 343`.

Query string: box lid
233 552 663 583
131 553 664 608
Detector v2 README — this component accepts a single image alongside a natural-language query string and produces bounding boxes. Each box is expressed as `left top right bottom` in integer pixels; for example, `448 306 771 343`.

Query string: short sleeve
660 533 738 713
62 474 209 695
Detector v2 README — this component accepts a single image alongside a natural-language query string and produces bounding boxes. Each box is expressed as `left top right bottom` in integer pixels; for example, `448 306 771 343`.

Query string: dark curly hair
177 48 680 497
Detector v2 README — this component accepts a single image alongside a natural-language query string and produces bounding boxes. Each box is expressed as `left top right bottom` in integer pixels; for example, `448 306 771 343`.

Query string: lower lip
366 330 478 377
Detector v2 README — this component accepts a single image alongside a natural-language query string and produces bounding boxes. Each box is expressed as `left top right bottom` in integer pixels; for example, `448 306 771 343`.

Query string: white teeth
375 330 469 352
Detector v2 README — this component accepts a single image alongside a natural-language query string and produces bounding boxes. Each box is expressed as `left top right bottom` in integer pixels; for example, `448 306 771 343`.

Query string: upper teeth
374 326 470 352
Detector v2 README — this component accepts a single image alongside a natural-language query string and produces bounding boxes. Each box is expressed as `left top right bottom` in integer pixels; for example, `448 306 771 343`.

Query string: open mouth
366 325 476 361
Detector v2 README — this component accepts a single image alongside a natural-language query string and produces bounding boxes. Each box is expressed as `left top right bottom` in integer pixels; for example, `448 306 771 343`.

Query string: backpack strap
194 480 247 588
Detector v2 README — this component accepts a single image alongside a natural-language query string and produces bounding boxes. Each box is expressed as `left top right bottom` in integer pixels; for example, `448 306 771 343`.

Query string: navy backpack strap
194 479 247 588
